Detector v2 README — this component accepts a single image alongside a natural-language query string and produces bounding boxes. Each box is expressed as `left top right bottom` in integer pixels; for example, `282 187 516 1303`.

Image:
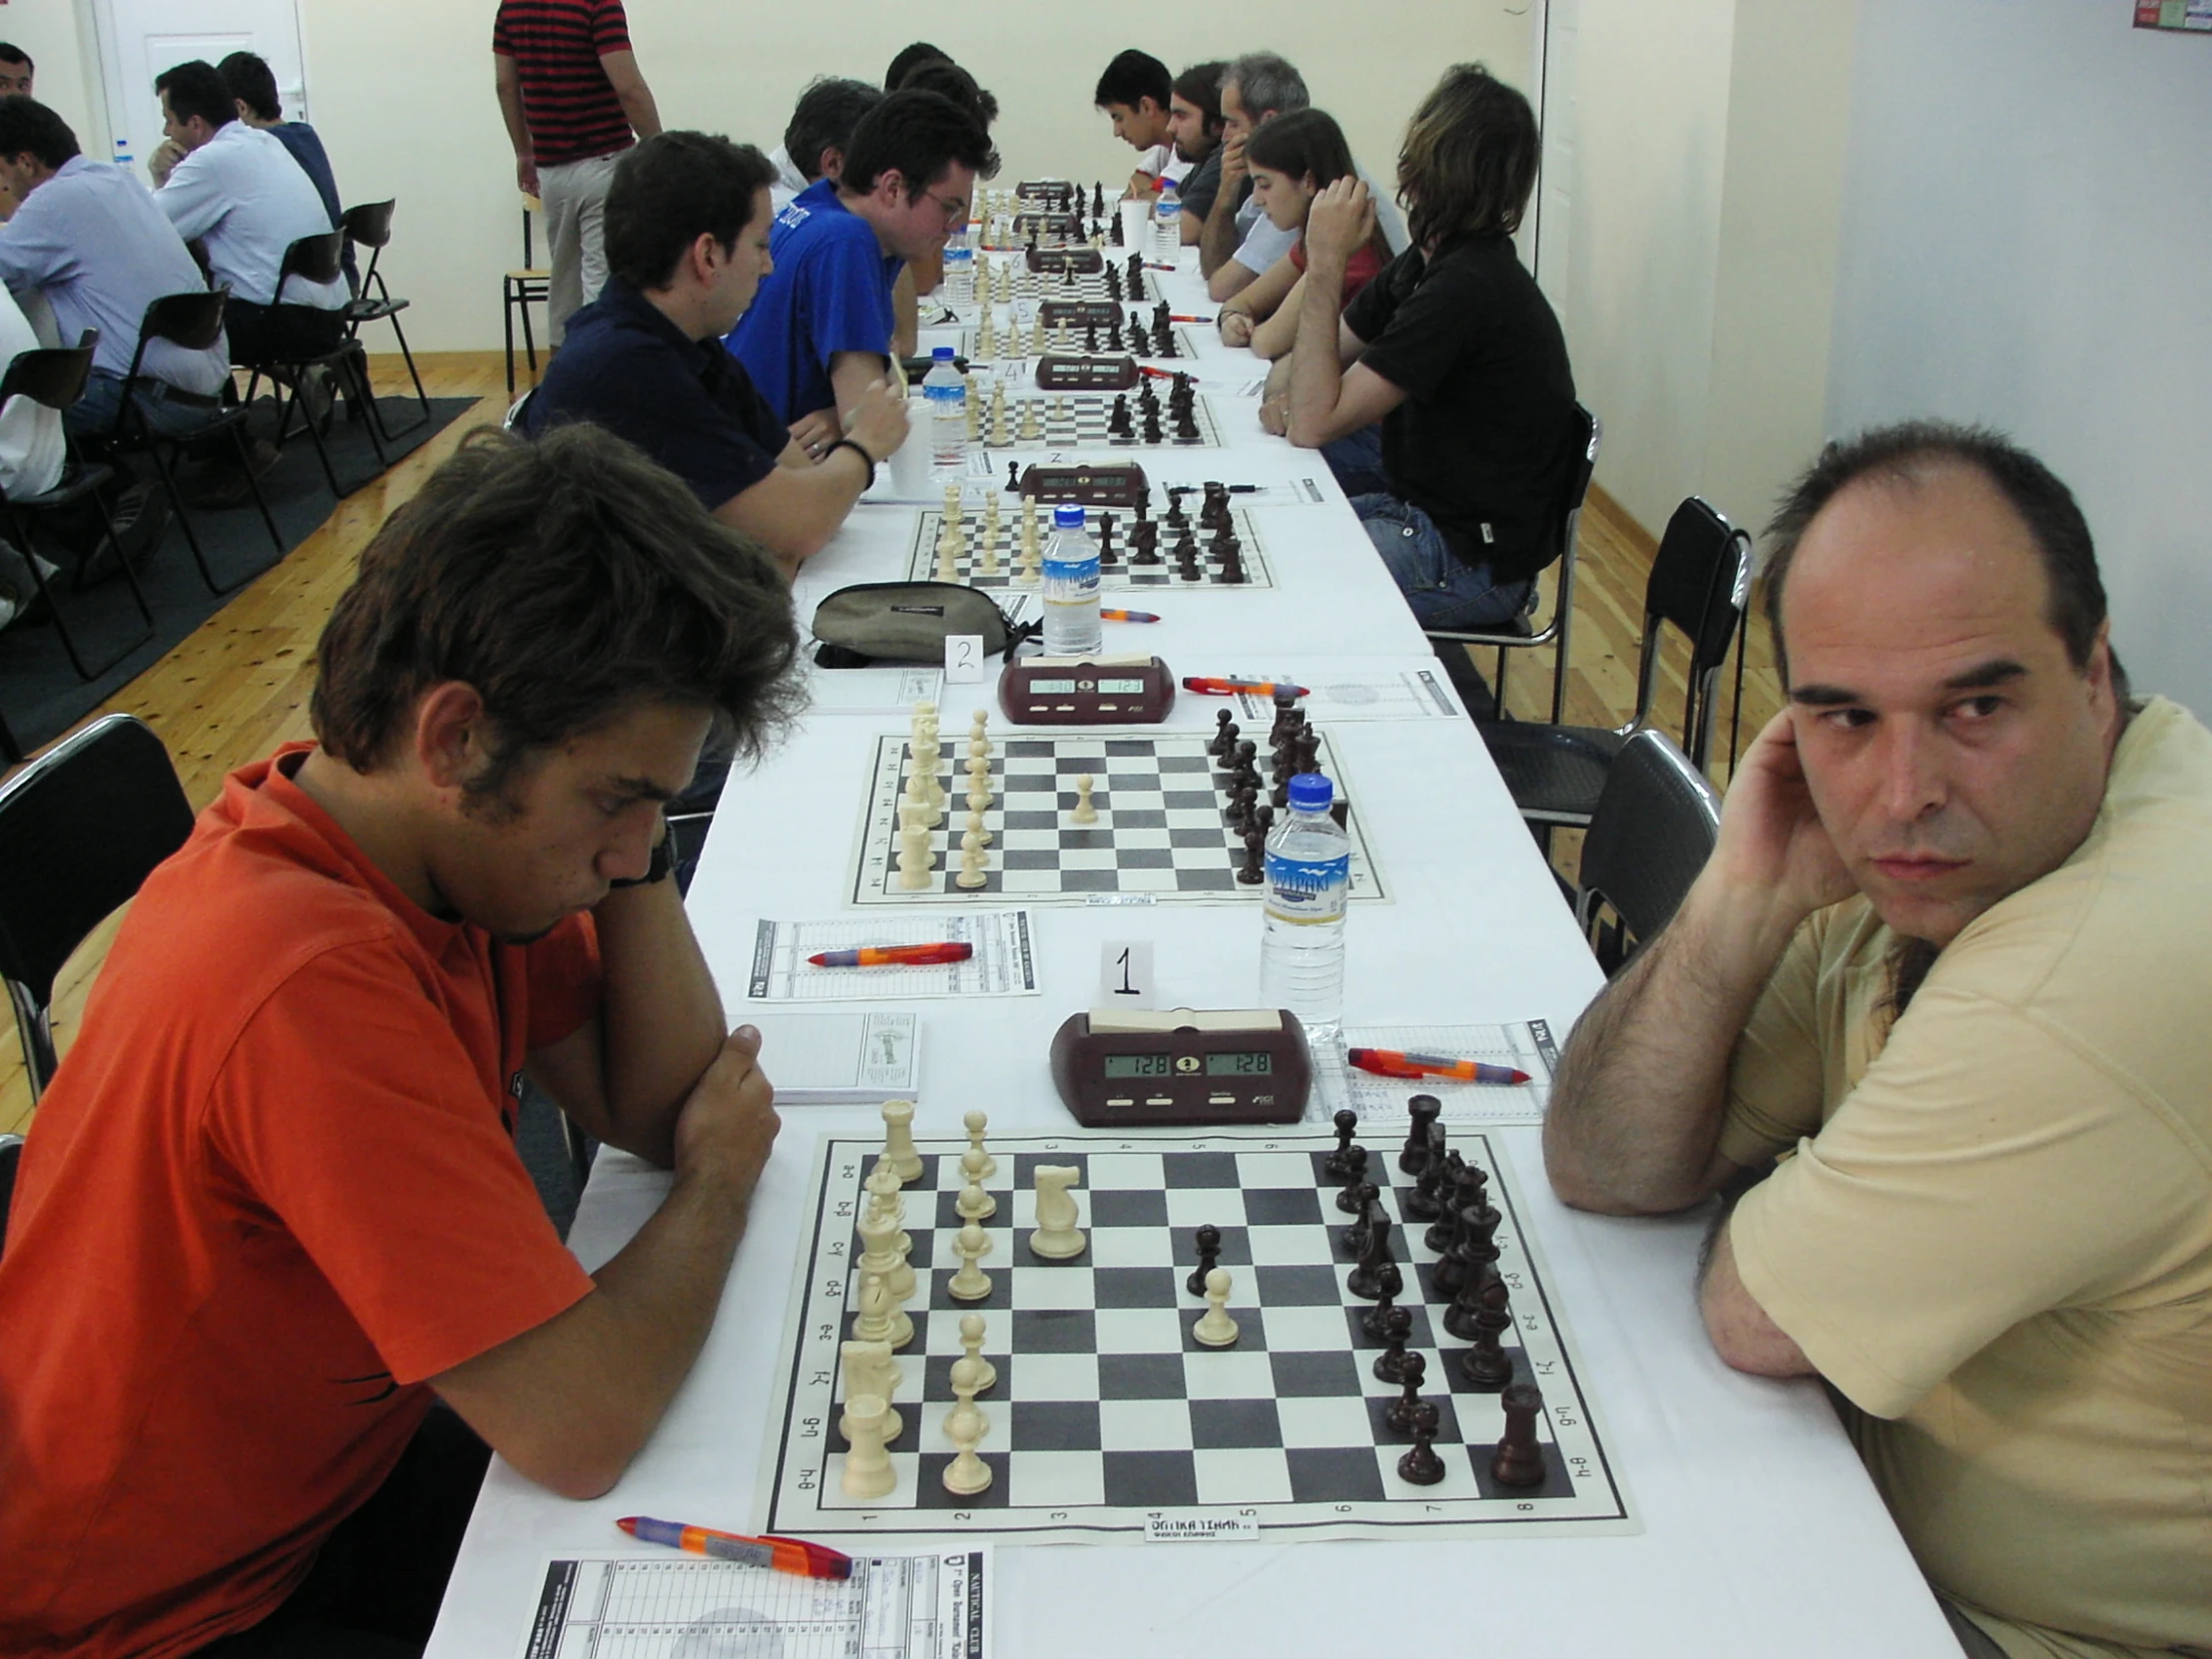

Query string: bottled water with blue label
922 346 965 472
1259 772 1350 1038
1040 504 1103 657
1153 180 1182 257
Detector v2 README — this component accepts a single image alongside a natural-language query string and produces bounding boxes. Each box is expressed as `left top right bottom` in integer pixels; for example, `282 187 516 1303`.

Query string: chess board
851 731 1386 906
951 323 1207 362
756 1130 1633 1545
986 266 1155 305
967 391 1222 450
902 507 1274 590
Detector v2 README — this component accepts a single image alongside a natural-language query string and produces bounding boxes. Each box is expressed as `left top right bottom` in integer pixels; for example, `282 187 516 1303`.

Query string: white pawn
1072 774 1098 824
941 1358 992 1495
841 1338 903 1443
969 708 989 745
965 757 993 812
1193 1267 1240 1348
1028 1165 1088 1260
963 1109 996 1179
956 830 988 889
840 1392 897 1499
880 1098 923 1183
896 823 932 890
956 1148 997 1220
1018 398 1041 442
947 1219 994 1301
963 803 992 847
958 1312 997 1393
965 384 982 437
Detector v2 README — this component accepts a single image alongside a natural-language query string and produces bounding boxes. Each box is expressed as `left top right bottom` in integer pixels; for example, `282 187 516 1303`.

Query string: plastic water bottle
1259 773 1351 1040
113 137 134 176
1152 180 1182 256
941 238 974 305
922 345 966 472
1040 504 1103 657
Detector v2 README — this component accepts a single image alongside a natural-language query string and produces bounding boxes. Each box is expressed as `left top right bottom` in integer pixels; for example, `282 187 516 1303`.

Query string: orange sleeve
525 910 602 1052
207 939 595 1385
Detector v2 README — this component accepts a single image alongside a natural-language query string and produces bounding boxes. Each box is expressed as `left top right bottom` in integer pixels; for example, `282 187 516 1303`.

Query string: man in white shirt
1093 51 1191 202
148 59 345 366
768 78 881 216
0 98 231 440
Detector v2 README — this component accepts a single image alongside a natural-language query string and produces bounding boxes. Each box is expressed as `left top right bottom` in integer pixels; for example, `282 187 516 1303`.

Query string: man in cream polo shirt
1543 420 2212 1659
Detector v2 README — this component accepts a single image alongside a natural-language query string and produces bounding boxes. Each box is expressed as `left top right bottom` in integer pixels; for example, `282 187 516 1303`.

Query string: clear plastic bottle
1259 773 1351 1040
922 345 966 472
941 238 974 305
113 137 135 177
1040 504 1103 657
1152 180 1182 258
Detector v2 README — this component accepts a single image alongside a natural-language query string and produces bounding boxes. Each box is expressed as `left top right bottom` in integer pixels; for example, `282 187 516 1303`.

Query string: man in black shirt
522 131 908 579
1276 65 1576 630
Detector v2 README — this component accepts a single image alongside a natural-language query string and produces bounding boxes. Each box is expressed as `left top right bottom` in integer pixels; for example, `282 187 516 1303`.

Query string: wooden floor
0 354 1782 1137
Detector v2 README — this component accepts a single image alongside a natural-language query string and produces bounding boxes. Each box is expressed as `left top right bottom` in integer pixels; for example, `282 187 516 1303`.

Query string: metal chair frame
237 231 391 499
1573 728 1722 973
340 198 431 442
504 198 551 396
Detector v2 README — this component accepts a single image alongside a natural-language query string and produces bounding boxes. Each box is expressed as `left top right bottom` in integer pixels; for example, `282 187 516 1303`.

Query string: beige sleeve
1730 983 2204 1419
1718 913 1831 1168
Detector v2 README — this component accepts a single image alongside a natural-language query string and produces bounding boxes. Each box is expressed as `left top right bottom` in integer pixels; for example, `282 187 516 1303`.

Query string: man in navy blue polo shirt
522 132 908 577
726 89 996 452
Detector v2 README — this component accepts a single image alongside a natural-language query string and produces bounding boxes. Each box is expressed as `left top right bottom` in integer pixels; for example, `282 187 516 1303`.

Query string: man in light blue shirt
0 97 229 439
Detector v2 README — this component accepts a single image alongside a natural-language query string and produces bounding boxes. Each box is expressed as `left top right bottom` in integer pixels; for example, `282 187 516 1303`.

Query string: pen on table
807 942 975 967
1348 1047 1531 1085
1169 313 1214 323
617 1516 852 1580
1144 261 1177 271
1180 676 1313 698
1101 608 1159 623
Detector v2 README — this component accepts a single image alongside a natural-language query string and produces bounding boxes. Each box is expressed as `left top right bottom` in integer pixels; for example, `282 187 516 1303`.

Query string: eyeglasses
922 189 970 226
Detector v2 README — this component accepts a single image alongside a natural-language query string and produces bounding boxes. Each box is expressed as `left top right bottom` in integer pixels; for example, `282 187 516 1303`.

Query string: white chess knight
1028 1165 1087 1259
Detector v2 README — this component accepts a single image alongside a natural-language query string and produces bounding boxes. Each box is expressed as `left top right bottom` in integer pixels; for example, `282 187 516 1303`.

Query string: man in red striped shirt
493 0 661 343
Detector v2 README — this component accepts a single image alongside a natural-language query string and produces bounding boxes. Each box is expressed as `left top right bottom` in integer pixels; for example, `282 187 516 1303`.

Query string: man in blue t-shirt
726 88 996 452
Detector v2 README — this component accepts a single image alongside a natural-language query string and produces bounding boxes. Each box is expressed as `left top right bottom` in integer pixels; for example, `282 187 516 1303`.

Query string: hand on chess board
671 1025 783 1200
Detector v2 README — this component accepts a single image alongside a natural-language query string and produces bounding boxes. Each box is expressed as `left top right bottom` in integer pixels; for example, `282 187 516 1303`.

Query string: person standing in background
493 0 661 344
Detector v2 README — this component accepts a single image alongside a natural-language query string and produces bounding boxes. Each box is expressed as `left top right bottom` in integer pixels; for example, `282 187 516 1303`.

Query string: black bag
811 581 1026 668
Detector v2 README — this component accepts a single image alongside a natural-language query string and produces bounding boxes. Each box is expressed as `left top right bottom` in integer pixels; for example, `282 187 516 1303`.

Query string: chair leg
228 421 285 560
362 313 431 442
519 292 539 379
0 703 20 765
503 279 518 396
8 499 155 681
339 347 391 474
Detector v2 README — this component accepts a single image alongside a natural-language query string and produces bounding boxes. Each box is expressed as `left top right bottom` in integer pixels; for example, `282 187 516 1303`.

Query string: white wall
0 0 107 151
1825 0 2212 718
293 1 1534 353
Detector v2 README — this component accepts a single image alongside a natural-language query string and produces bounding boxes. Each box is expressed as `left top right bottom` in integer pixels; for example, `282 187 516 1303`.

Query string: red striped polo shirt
492 0 637 169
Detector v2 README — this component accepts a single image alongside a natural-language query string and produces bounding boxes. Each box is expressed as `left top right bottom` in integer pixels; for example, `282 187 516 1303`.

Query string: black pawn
1397 1401 1445 1485
1489 1383 1549 1488
1097 512 1117 564
1208 708 1236 759
1348 1212 1400 1303
1461 1276 1516 1389
1370 1303 1413 1379
1333 1148 1371 1210
1324 1108 1360 1177
1402 1123 1450 1223
1186 1223 1222 1296
1400 1095 1443 1176
1384 1352 1427 1434
1237 826 1265 883
1006 460 1022 493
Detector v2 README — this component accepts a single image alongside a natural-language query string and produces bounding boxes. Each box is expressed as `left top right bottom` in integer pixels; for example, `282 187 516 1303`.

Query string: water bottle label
923 383 964 406
1264 850 1350 918
1041 557 1099 580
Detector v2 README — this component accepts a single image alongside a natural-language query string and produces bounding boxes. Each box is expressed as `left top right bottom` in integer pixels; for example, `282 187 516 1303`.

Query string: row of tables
424 239 1958 1658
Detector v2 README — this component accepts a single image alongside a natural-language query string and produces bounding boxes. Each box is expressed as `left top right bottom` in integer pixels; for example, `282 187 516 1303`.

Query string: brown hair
1397 63 1539 247
311 426 804 796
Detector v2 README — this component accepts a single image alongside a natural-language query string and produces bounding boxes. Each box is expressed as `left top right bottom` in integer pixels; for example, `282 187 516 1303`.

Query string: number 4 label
1099 939 1156 1007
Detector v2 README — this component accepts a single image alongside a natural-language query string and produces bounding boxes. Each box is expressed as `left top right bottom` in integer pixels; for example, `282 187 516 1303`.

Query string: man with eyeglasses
725 88 997 457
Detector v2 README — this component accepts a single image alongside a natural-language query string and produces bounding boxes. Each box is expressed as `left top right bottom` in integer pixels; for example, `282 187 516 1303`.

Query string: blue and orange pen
1101 608 1159 623
1348 1048 1531 1086
617 1516 851 1580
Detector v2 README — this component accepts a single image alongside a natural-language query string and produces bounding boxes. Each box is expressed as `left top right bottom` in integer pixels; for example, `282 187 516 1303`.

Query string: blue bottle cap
1053 504 1087 529
932 345 955 361
1287 773 1334 813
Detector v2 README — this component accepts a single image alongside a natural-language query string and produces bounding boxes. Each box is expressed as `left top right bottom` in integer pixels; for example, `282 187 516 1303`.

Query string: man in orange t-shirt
0 424 802 1659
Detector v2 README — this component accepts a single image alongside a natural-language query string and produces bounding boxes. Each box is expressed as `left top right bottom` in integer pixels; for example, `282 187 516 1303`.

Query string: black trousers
191 1405 490 1659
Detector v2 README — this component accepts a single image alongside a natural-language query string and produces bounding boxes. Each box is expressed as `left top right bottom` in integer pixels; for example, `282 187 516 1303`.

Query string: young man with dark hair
1544 422 2212 1659
0 423 804 1659
0 43 32 98
1093 49 1185 201
896 57 998 130
726 87 998 446
770 77 882 215
0 97 232 439
1276 63 1576 632
883 41 948 90
216 50 354 288
149 59 348 364
525 131 907 576
493 0 661 343
1166 61 1227 233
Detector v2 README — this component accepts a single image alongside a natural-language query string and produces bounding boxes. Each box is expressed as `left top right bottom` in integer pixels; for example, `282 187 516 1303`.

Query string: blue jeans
67 369 226 444
1321 423 1389 497
1353 492 1532 631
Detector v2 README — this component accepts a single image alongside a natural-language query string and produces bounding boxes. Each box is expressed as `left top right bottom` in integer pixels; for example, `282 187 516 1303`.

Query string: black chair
237 232 391 499
0 333 155 680
0 713 195 1098
1428 403 1599 725
107 288 285 594
0 1130 22 1250
1573 728 1721 974
340 199 431 441
504 196 550 395
1481 495 1752 838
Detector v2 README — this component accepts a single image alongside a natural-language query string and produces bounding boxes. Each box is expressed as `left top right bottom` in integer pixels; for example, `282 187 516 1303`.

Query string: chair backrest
0 333 97 415
1629 497 1754 771
137 288 229 355
1575 727 1721 972
341 199 396 252
0 1131 21 1254
0 715 196 1097
279 230 346 288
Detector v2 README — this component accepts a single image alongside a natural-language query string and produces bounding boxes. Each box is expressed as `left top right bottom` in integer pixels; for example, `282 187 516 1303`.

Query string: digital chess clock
1051 1008 1313 1126
998 654 1176 725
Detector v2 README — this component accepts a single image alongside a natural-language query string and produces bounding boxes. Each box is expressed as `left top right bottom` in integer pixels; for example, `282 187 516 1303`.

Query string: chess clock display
997 653 1175 724
1050 1007 1312 1125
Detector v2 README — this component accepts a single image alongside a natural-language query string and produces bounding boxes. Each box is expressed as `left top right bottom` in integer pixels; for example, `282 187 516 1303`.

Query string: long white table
425 243 1958 1658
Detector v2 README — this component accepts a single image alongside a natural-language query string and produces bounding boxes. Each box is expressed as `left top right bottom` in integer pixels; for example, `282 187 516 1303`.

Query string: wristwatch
608 817 675 887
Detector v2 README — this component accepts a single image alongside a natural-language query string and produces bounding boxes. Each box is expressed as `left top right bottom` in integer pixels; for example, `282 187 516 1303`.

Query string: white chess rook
840 1338 903 1443
880 1099 923 1184
839 1392 897 1499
